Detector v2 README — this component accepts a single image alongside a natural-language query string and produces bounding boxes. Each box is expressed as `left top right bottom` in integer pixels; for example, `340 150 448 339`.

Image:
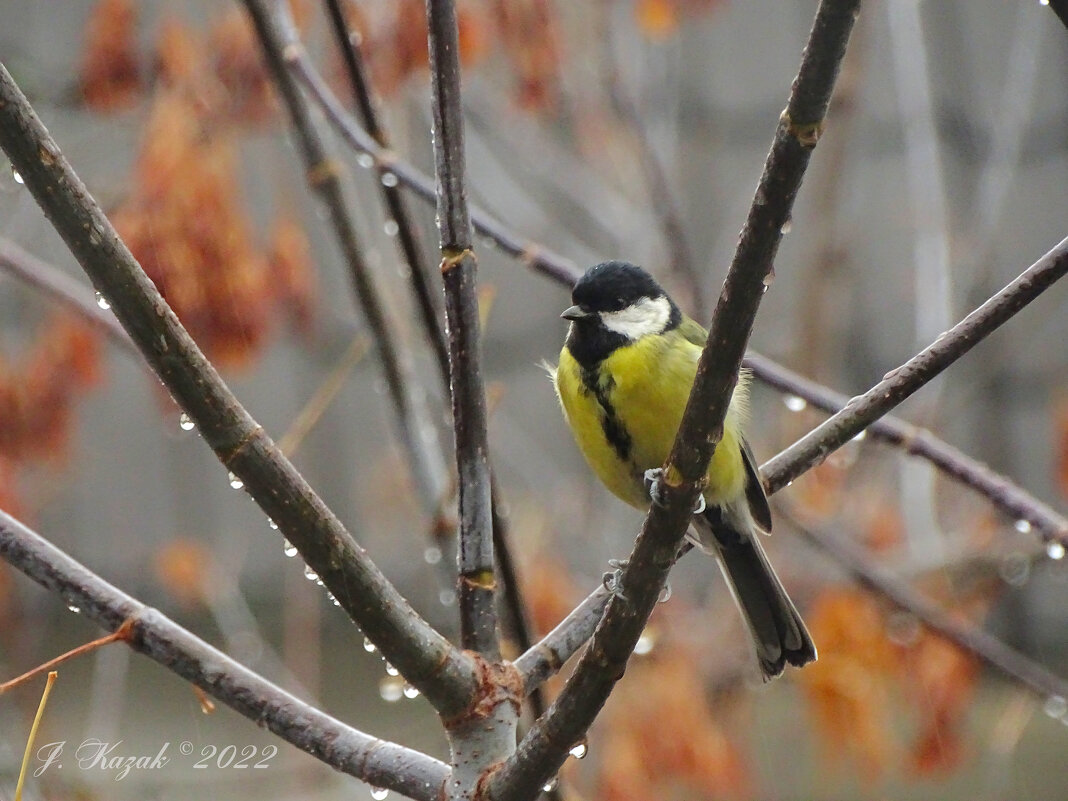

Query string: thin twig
282 42 580 286
290 10 540 695
516 340 1068 690
0 619 133 694
887 0 952 351
599 2 704 317
965 5 1043 285
0 510 448 800
762 236 1068 498
794 13 866 377
743 352 1068 544
14 670 56 801
244 0 449 511
780 502 1068 703
288 47 1068 551
0 60 479 718
513 586 612 696
0 237 136 354
489 477 546 718
276 334 371 457
8 145 1061 555
426 0 498 660
323 0 451 386
488 1 861 797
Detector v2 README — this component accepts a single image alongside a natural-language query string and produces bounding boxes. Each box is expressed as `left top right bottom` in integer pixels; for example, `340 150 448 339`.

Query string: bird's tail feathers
690 502 816 681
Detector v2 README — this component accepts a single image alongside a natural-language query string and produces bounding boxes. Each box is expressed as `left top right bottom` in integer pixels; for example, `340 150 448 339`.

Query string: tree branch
281 41 579 287
323 0 451 387
1046 0 1068 33
598 3 704 317
487 1 861 797
762 235 1068 497
0 510 448 800
243 0 448 511
319 0 544 727
517 331 1068 692
744 351 1068 544
0 237 135 354
425 0 498 660
513 586 612 696
285 53 1068 552
780 503 1068 703
0 59 479 719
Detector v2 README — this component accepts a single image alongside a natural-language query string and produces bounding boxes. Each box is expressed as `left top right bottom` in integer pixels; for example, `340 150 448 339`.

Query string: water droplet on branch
1044 695 1067 719
634 630 656 655
999 552 1031 586
379 677 403 703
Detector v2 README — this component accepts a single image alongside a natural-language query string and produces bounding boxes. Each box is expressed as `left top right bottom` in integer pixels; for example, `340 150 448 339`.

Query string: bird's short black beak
561 304 592 321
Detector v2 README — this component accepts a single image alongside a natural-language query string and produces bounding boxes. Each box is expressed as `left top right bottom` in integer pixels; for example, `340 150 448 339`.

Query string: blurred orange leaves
154 537 212 607
99 9 317 369
593 645 753 800
797 589 897 777
80 0 142 111
0 317 101 516
1056 395 1068 498
209 7 280 126
523 552 584 640
338 0 554 111
489 0 562 112
798 587 980 779
635 0 679 40
0 317 101 465
635 0 727 39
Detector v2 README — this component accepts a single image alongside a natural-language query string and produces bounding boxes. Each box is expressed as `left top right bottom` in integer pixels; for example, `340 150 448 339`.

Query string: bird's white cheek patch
601 296 671 340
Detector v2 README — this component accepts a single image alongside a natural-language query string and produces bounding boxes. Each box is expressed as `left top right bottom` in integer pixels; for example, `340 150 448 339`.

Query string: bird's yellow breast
553 330 748 509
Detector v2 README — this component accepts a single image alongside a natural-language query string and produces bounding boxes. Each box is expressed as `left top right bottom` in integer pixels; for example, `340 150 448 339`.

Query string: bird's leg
602 558 629 600
644 468 706 514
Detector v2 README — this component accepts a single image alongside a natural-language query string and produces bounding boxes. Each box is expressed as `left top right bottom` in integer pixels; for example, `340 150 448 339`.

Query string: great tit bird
552 261 816 680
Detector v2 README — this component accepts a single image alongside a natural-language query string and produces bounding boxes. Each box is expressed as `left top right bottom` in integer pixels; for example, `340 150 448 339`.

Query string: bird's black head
570 261 666 313
561 261 681 367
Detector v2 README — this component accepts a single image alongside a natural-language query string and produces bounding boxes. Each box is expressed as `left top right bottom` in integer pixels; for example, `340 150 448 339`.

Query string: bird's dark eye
609 298 627 311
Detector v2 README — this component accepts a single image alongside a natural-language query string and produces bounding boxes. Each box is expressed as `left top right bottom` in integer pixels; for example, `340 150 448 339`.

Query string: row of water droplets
778 393 1067 564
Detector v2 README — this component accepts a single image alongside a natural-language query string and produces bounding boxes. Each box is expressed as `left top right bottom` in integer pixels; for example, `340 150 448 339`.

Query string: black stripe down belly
581 364 632 463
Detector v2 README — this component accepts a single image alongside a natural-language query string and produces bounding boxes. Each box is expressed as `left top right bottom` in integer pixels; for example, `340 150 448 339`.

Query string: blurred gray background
1 0 1067 799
